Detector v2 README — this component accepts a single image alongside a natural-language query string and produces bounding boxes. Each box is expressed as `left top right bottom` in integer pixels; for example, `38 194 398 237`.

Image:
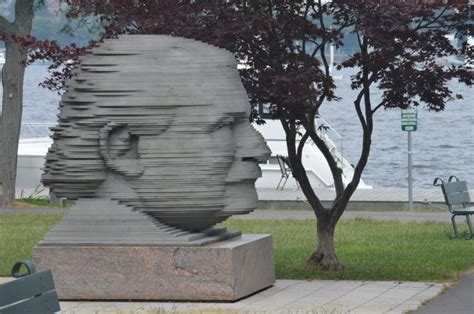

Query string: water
320 68 473 188
2 64 473 188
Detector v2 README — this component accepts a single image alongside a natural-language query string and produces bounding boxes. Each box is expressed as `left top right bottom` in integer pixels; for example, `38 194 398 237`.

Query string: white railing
20 122 55 139
315 116 343 159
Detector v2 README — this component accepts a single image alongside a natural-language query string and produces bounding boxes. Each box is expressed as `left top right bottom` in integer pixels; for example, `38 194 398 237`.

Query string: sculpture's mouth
225 159 262 183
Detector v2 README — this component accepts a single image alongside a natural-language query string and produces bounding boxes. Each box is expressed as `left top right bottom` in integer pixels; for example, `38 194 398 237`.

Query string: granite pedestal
32 234 275 301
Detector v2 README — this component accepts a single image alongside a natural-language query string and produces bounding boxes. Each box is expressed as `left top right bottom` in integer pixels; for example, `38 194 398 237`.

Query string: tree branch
330 32 378 221
280 117 290 134
332 84 375 222
355 28 363 53
371 100 387 114
354 95 366 130
303 110 344 199
415 6 448 31
307 129 344 199
297 130 310 161
15 0 34 33
267 0 273 16
0 15 15 35
302 1 312 54
332 116 372 223
283 118 326 216
317 0 331 78
309 22 353 59
310 39 324 58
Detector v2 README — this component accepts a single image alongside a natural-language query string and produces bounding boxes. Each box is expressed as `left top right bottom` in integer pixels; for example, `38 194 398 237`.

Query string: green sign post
401 108 417 210
401 108 417 131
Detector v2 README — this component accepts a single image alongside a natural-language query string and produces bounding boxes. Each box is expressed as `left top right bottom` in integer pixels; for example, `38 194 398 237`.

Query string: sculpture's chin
221 180 259 215
145 210 228 232
142 181 259 232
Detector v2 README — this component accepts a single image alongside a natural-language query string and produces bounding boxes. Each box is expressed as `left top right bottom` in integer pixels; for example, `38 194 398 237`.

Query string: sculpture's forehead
71 35 249 115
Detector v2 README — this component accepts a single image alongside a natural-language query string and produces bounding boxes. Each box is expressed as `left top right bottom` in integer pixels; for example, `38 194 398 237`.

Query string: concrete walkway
0 278 445 313
58 280 444 313
258 188 474 204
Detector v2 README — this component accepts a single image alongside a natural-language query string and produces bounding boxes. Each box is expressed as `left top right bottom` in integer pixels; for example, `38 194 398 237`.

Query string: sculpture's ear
99 123 144 177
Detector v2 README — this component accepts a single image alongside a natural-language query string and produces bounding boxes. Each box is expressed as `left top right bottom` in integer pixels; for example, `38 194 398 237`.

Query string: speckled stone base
32 234 275 301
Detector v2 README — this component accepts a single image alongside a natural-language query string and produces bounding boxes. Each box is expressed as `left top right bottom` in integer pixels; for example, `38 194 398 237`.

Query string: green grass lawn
0 213 63 277
13 198 68 208
1 213 472 281
222 218 473 282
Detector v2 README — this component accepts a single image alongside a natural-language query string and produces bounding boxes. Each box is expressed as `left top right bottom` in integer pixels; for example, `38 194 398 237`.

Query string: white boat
328 43 343 80
15 118 370 198
438 34 473 69
254 113 371 190
0 48 5 64
16 136 51 198
15 123 52 198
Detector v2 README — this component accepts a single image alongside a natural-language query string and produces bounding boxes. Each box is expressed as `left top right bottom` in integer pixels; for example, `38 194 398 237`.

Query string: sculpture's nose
224 119 270 184
234 120 271 164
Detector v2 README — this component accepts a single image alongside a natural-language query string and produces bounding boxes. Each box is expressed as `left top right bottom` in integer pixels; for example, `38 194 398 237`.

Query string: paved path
258 188 474 205
0 278 445 313
415 271 474 314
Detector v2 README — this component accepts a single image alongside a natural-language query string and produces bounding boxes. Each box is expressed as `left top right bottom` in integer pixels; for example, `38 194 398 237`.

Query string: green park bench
0 260 60 314
434 176 474 240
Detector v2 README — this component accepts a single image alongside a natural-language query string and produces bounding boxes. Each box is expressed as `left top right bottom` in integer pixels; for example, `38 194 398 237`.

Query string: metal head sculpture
41 35 270 245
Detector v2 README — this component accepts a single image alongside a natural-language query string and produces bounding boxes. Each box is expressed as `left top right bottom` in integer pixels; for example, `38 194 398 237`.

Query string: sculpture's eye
212 124 224 132
211 116 234 133
242 157 257 162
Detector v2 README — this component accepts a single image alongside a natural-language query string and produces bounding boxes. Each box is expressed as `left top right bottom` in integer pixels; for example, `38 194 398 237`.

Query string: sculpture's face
43 35 270 231
117 96 269 230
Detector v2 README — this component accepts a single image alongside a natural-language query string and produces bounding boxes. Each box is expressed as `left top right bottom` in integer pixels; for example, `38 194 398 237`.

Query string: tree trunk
0 42 27 207
0 0 34 207
307 215 344 271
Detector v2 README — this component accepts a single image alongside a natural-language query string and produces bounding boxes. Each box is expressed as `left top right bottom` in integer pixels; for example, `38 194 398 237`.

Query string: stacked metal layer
41 35 270 245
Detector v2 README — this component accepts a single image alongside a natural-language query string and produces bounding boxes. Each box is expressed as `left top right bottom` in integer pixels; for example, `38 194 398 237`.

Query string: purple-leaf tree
296 0 473 269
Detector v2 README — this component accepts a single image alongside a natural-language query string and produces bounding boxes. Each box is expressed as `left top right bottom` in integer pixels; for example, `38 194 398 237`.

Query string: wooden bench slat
0 290 60 314
446 191 471 205
442 181 469 194
0 270 55 307
453 207 474 215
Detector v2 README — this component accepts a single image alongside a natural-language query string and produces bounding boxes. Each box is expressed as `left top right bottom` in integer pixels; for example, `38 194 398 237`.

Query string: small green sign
401 108 417 131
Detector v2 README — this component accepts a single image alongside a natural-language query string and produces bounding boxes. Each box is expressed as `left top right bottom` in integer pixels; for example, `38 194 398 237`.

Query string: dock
257 188 474 210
